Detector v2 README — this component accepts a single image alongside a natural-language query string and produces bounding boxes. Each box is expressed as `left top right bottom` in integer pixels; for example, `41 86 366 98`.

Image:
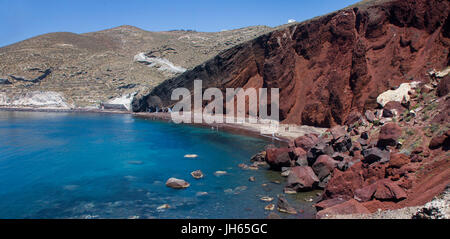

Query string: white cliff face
134 53 187 74
0 91 70 109
107 92 136 111
376 82 420 107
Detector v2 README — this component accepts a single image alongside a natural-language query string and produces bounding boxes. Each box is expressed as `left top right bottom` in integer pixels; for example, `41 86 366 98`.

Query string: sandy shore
134 112 327 142
0 107 327 143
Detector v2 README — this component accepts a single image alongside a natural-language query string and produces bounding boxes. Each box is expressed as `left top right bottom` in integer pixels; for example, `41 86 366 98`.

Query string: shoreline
0 106 130 115
0 107 327 143
133 112 327 142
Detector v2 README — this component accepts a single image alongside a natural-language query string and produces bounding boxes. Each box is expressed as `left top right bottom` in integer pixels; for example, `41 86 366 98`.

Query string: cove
0 111 317 219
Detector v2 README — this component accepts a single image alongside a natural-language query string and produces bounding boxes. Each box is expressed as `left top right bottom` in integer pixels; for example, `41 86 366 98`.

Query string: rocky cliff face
135 0 449 128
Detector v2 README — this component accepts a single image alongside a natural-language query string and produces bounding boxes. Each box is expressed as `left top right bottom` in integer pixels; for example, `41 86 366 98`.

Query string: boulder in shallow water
250 151 266 162
277 195 297 214
286 166 319 192
191 170 204 179
265 147 292 170
312 155 338 181
166 178 190 189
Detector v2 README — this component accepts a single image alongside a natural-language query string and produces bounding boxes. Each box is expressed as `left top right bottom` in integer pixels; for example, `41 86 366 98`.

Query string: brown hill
0 25 272 107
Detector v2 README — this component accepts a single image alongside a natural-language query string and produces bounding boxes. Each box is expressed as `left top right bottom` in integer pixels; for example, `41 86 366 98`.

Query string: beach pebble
249 176 256 182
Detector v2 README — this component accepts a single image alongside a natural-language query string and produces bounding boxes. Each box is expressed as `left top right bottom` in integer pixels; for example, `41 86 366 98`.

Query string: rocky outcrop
134 0 450 129
254 65 450 217
286 166 319 192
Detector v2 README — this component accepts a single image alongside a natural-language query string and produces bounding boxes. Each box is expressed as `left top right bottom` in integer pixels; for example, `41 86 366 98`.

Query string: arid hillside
0 25 272 108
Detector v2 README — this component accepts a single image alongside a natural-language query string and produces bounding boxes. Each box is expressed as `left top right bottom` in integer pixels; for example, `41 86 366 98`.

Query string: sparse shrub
373 120 381 126
406 129 415 136
430 124 439 134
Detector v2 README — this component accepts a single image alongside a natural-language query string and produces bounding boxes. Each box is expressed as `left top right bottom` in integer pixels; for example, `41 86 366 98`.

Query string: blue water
0 111 318 219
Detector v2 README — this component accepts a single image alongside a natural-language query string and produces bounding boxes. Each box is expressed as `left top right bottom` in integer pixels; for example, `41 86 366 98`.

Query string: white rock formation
134 53 186 74
429 66 450 78
107 92 136 111
376 82 420 107
0 91 70 109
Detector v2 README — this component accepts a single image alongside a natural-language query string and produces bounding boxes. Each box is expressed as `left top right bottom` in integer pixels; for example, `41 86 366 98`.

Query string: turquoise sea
0 111 318 219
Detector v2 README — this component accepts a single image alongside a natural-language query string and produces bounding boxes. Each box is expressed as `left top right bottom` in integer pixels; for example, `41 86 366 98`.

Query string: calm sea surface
0 111 318 218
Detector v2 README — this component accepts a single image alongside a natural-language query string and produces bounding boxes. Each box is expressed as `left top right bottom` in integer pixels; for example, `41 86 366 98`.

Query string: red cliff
134 0 449 128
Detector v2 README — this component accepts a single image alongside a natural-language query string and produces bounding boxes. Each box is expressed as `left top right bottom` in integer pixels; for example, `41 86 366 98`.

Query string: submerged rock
184 154 198 158
190 170 204 179
250 151 266 162
284 188 297 195
166 178 190 189
265 204 275 211
260 196 274 202
267 212 281 219
157 204 171 210
214 171 228 176
277 195 297 214
196 192 208 197
362 148 390 164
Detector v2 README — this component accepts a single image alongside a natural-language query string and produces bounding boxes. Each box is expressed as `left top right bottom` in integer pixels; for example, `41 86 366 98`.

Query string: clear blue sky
0 0 360 47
